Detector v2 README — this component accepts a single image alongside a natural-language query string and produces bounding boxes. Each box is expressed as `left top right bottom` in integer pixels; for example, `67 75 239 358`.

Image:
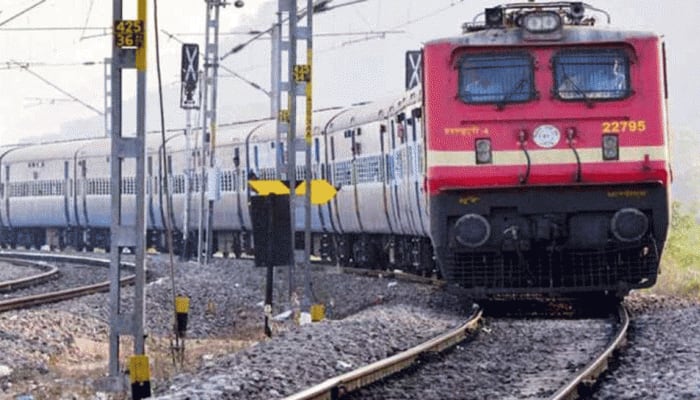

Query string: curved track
283 299 626 400
0 251 135 312
551 303 629 399
0 257 59 292
283 307 482 400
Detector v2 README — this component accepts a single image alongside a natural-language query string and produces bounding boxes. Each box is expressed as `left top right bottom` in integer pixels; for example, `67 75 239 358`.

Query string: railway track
0 257 59 292
283 307 483 400
283 301 627 400
551 303 629 399
0 251 135 312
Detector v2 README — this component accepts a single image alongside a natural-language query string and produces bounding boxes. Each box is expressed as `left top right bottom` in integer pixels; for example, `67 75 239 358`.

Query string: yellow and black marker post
175 296 190 338
129 354 151 400
171 295 190 366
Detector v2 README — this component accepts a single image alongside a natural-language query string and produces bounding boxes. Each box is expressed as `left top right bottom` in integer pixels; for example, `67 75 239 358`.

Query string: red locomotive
424 2 670 296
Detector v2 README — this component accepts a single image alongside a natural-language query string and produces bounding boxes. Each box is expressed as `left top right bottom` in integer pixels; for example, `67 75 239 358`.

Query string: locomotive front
423 2 671 296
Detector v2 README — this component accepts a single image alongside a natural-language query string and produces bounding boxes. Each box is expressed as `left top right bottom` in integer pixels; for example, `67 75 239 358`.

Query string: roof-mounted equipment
485 7 505 28
463 2 610 34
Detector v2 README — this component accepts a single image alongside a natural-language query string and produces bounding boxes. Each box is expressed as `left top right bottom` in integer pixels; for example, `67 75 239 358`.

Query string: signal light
475 138 492 164
602 134 619 160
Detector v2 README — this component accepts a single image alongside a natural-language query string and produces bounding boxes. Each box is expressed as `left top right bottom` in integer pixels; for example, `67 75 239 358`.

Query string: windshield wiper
496 78 527 110
560 71 593 107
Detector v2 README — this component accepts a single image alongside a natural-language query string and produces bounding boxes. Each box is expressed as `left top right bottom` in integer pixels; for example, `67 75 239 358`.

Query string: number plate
114 20 144 49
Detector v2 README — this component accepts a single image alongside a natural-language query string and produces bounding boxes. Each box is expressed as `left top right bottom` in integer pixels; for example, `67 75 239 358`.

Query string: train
0 2 670 297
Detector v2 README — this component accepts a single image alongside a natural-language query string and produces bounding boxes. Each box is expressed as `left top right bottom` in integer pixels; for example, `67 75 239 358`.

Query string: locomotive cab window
553 49 630 101
458 53 535 105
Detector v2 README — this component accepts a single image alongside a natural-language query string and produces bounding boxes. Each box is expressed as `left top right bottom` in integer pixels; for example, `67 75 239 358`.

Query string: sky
0 0 699 146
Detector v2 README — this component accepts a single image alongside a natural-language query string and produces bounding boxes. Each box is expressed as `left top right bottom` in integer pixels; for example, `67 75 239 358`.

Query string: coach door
1 165 8 233
63 161 72 228
397 112 418 235
408 107 427 236
389 117 405 235
379 121 394 235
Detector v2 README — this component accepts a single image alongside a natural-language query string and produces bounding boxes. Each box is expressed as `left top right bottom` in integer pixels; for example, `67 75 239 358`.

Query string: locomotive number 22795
601 120 647 133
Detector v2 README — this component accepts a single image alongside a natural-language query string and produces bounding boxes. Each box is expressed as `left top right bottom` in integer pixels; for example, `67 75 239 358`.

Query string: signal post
275 0 317 322
104 0 149 397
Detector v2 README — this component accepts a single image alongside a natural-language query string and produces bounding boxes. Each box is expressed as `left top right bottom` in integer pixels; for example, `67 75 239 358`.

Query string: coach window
553 49 630 101
458 52 535 105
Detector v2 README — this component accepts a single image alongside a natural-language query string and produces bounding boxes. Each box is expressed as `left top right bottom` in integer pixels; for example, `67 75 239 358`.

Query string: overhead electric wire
9 60 103 115
0 60 106 69
389 0 465 30
219 0 368 60
330 0 466 49
167 29 402 38
0 0 47 28
161 29 271 98
0 26 108 31
24 97 76 108
79 0 96 40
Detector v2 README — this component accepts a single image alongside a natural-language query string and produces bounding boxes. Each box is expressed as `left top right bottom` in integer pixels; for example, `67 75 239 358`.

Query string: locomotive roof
426 25 659 47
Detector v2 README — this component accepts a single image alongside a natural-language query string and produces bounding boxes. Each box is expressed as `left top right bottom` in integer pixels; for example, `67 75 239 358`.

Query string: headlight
611 208 648 242
454 214 491 248
475 138 492 164
522 11 561 33
602 134 619 160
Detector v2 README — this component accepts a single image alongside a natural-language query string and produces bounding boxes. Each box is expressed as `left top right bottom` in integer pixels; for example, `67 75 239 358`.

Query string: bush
654 201 700 298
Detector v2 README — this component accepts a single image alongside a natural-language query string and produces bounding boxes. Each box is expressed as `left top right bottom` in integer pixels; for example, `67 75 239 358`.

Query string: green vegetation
654 201 700 298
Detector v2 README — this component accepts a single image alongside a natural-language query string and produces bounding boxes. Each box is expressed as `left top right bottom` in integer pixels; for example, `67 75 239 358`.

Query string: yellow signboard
248 180 291 196
296 179 337 205
248 179 337 205
114 20 144 49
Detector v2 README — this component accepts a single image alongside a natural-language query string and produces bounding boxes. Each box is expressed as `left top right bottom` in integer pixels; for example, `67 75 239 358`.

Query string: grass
652 201 700 298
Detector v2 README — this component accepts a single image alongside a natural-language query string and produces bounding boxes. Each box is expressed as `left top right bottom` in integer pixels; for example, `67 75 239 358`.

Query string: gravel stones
154 305 465 399
1 252 699 399
0 254 470 398
0 260 42 283
593 293 700 399
346 317 613 400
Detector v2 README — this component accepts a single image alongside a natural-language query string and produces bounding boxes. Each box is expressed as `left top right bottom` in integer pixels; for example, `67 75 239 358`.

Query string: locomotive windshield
553 49 630 101
458 53 535 105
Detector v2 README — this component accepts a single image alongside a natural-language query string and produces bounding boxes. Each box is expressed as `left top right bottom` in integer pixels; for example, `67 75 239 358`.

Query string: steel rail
283 308 482 400
0 258 59 292
0 250 125 268
550 303 629 400
0 251 136 312
339 266 445 287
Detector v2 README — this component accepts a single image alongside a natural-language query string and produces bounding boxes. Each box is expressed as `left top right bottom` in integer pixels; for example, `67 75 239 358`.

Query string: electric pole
104 0 149 396
198 0 226 265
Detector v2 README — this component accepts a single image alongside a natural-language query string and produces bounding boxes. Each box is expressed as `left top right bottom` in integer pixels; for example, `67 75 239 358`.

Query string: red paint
427 161 668 195
423 34 670 195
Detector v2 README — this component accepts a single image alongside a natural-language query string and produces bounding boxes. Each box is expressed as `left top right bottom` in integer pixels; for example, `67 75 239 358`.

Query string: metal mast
198 0 224 264
275 0 315 310
276 0 298 298
104 57 112 137
106 0 148 393
301 0 315 323
180 43 200 260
